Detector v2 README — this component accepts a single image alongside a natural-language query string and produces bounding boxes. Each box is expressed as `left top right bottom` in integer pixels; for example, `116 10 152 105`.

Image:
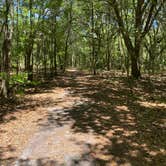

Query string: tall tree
0 0 13 98
108 0 165 78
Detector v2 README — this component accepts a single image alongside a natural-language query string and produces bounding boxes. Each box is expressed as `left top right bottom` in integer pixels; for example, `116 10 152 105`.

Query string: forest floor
0 69 166 166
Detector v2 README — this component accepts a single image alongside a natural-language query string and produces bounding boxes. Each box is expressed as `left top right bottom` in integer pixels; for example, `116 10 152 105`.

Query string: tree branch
110 0 134 53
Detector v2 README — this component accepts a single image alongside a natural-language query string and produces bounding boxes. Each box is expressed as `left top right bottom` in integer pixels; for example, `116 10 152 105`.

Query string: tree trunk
54 37 57 75
26 0 33 81
91 1 96 75
63 1 73 72
26 47 33 81
106 52 111 71
1 38 10 98
1 0 13 98
53 16 57 75
130 51 141 79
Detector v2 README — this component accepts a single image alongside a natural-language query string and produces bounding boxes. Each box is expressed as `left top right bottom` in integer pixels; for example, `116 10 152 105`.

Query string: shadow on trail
0 145 17 166
41 71 166 165
0 70 166 165
0 70 80 124
0 99 18 124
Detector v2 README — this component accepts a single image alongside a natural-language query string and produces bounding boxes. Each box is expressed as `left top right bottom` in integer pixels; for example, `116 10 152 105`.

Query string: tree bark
64 1 73 72
91 1 96 75
26 0 33 81
0 0 13 98
131 52 141 79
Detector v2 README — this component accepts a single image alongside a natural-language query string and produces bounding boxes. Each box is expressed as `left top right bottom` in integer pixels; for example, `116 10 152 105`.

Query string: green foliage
0 72 7 79
10 73 28 86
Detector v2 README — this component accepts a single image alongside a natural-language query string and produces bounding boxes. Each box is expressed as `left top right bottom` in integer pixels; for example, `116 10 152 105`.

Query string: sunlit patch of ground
137 101 166 109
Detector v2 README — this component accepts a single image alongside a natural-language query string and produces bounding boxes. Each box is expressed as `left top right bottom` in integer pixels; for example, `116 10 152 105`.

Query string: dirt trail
14 89 95 166
11 70 99 166
0 69 166 166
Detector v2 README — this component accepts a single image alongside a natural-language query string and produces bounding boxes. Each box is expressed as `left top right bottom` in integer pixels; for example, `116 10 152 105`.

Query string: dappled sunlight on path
0 70 166 165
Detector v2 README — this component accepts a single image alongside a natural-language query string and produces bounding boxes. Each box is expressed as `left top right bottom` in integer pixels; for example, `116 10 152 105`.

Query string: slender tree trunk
64 1 73 72
26 44 33 81
43 39 47 76
26 0 33 81
16 0 19 75
1 0 13 98
53 16 57 75
106 33 111 71
91 1 96 75
54 37 57 75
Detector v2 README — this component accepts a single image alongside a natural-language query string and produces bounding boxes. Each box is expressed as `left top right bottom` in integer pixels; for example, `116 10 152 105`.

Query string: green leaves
10 73 28 86
46 0 62 11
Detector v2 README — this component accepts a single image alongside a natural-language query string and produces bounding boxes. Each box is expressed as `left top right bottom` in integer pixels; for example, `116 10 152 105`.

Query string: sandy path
14 87 96 166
